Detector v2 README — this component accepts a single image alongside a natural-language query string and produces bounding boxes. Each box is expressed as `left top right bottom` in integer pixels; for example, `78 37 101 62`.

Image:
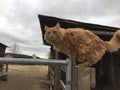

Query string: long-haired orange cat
44 23 120 67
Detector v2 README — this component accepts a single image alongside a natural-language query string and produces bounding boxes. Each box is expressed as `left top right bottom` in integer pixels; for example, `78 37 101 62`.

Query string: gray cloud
40 0 120 27
0 0 120 58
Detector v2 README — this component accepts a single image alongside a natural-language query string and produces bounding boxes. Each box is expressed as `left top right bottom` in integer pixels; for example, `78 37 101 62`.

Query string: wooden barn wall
92 51 120 90
0 46 6 57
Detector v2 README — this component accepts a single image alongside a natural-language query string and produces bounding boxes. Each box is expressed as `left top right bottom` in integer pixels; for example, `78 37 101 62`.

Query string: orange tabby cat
44 23 120 67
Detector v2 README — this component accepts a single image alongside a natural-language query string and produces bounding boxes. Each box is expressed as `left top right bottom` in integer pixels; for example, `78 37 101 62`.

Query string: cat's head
44 23 64 44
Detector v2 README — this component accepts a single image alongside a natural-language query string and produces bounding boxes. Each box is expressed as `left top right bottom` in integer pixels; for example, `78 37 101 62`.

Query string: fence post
54 65 61 90
66 58 71 90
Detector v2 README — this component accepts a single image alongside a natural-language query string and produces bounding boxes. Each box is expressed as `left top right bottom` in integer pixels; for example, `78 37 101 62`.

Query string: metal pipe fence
0 58 71 90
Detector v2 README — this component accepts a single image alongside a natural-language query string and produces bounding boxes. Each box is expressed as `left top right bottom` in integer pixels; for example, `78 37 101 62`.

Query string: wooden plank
72 66 96 90
53 66 61 90
49 72 54 86
61 66 66 72
60 80 66 90
90 68 96 88
78 67 91 90
50 67 55 75
72 66 78 90
53 51 61 90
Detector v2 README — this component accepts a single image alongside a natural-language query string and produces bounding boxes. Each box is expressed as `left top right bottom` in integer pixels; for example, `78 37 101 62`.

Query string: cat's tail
104 30 120 52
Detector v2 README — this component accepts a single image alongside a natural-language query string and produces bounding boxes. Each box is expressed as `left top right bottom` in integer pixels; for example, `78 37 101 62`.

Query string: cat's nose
49 34 53 37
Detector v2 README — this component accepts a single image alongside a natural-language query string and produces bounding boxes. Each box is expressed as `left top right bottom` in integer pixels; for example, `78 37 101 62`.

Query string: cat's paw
79 64 85 67
78 61 91 67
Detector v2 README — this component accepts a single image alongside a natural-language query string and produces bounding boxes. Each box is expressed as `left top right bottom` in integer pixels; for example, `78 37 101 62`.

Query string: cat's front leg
79 61 91 67
70 52 77 66
71 57 76 66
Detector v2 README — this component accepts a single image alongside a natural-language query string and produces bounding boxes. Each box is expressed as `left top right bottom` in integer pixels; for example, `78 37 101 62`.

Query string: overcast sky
0 0 120 58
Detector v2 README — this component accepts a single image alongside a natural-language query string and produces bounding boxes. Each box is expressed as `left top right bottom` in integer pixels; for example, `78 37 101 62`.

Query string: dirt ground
0 65 49 90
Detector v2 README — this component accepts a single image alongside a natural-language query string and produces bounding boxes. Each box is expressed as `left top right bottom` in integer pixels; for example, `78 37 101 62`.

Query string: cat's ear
55 23 60 29
44 25 49 31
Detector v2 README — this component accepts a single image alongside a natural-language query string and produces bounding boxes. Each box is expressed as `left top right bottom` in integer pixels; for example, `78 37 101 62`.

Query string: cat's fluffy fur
44 23 120 67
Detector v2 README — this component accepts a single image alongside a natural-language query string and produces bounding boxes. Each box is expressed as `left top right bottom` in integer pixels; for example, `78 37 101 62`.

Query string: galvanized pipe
66 58 72 90
0 58 71 90
0 58 68 65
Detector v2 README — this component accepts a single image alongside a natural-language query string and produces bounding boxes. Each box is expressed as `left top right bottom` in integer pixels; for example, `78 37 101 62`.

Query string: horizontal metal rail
0 58 68 65
0 58 71 90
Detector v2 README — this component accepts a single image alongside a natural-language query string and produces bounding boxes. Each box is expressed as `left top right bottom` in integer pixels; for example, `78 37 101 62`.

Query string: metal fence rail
0 58 68 65
0 58 71 90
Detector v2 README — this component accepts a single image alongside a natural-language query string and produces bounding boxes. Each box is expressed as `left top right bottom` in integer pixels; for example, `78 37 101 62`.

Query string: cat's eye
53 31 56 33
47 32 50 34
